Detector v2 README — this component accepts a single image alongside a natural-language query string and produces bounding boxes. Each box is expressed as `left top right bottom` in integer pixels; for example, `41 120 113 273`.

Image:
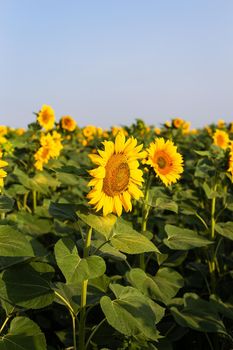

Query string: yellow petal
115 133 125 153
114 196 122 217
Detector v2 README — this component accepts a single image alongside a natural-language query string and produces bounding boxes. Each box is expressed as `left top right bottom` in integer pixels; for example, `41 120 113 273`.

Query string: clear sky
1 0 233 129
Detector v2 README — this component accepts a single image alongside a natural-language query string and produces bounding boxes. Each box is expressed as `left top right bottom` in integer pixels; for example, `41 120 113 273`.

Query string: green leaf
49 202 78 221
54 282 80 313
54 238 106 284
170 293 227 335
100 284 160 340
215 222 233 240
0 225 34 269
91 239 127 261
0 196 14 213
164 225 212 250
110 218 160 254
210 294 233 320
0 262 55 309
15 212 52 236
147 195 178 213
0 316 46 350
194 150 210 157
127 268 183 305
54 165 88 176
77 211 117 240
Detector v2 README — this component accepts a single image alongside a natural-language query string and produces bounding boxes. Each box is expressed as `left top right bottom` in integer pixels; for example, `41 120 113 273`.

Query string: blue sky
1 0 233 129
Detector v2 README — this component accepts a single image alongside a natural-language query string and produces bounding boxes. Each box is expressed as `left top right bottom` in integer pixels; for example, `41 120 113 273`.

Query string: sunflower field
0 106 233 350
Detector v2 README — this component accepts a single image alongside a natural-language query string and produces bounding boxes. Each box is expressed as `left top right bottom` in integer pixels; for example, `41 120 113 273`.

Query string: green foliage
1 118 233 349
0 317 46 350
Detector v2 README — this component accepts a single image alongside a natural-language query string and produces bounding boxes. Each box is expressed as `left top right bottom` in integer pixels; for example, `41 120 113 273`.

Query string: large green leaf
15 212 52 236
0 262 55 309
54 238 106 284
0 196 14 213
210 294 233 320
77 211 117 239
100 284 160 341
49 202 78 221
147 191 178 213
0 317 46 350
127 268 183 305
170 293 227 335
164 225 212 250
215 222 233 240
0 225 34 269
13 167 59 194
110 218 160 254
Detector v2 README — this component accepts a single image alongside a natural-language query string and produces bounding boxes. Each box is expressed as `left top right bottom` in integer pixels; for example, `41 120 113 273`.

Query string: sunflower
217 119 225 129
61 116 76 132
0 159 8 188
173 118 184 129
37 105 55 131
87 133 145 216
146 138 183 186
228 142 233 181
213 129 229 150
34 131 63 170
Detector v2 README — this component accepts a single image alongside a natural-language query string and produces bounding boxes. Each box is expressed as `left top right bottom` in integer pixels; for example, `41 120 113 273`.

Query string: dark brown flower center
103 154 130 197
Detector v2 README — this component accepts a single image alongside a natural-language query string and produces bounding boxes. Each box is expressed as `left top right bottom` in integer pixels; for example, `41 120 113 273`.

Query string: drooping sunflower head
146 137 183 186
37 105 55 131
61 116 76 132
213 129 229 150
87 132 146 216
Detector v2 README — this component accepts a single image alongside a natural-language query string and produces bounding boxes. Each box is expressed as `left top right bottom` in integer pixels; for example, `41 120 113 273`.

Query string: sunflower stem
54 291 77 350
140 170 152 270
32 190 37 213
209 183 217 292
79 226 93 350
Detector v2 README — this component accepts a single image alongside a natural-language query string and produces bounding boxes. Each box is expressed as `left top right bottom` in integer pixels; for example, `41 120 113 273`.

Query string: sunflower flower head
0 155 8 189
146 137 183 186
87 132 146 216
34 131 63 171
228 142 233 181
213 129 229 150
61 116 76 132
217 119 225 129
172 118 184 129
37 105 55 131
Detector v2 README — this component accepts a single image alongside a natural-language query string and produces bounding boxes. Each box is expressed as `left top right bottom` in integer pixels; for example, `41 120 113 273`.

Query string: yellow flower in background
154 127 161 135
205 126 212 135
34 131 63 170
0 126 7 137
87 132 145 216
83 125 97 139
229 123 233 133
15 128 25 136
165 121 171 128
228 142 233 181
61 116 76 132
111 126 128 137
37 105 55 131
0 159 8 188
146 138 183 186
0 136 7 144
217 119 225 129
182 121 191 134
173 118 184 129
213 129 229 150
